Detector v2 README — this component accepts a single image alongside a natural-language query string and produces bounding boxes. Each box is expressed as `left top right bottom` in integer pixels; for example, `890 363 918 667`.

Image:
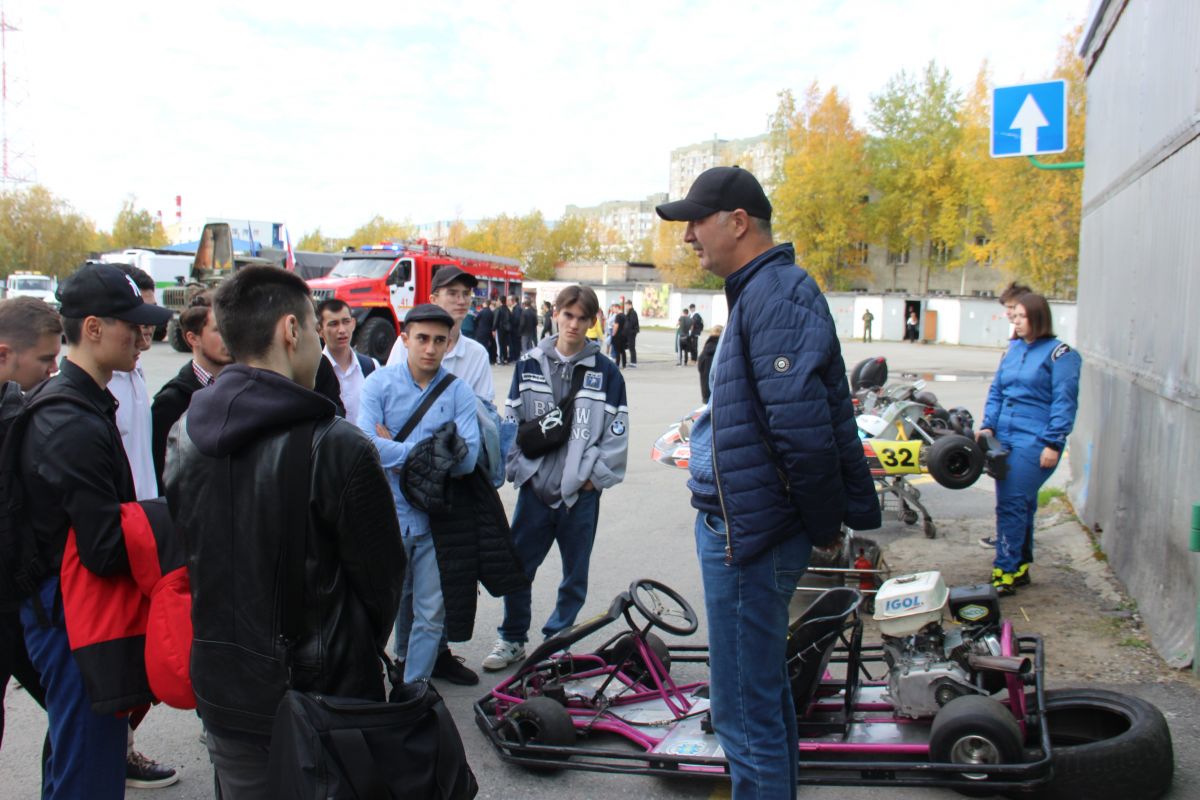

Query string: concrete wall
1072 0 1200 666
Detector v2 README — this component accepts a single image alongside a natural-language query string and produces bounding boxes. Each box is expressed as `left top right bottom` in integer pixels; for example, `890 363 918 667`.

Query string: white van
5 272 58 306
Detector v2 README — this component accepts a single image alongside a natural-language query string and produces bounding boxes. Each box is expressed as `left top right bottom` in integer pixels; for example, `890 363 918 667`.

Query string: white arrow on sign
1011 94 1049 155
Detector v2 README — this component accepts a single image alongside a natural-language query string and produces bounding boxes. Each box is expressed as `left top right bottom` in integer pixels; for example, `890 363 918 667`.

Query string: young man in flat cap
386 266 493 685
11 263 172 799
360 303 480 684
657 167 879 799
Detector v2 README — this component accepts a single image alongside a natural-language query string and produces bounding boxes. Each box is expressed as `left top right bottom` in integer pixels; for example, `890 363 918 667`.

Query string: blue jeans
993 442 1056 573
21 577 127 800
696 513 810 800
499 485 601 644
392 533 445 682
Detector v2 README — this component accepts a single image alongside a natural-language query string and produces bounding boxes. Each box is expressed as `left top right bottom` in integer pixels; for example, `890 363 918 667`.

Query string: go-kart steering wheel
629 579 699 636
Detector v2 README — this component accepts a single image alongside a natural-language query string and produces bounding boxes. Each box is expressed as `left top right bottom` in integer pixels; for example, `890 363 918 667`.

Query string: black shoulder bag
394 372 457 444
266 421 478 800
515 364 587 458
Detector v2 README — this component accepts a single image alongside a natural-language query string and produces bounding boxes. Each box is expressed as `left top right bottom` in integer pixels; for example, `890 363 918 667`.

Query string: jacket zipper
708 392 734 565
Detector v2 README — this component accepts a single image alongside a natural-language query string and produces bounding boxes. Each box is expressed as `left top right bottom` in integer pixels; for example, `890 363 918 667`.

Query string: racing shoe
433 649 479 685
126 750 179 789
992 571 1017 597
482 638 526 671
1013 563 1032 587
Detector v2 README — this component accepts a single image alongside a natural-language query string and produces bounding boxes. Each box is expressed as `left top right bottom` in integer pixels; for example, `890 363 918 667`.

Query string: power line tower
1 1 34 187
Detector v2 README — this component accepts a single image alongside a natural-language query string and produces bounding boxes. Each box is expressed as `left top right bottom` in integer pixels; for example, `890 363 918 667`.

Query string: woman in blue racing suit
977 293 1081 595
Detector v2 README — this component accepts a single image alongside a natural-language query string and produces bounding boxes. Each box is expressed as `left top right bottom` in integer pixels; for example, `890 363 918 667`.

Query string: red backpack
60 498 195 712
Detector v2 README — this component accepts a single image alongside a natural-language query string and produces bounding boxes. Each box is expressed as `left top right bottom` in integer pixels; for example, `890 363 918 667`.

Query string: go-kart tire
1012 689 1173 800
600 632 672 677
502 696 575 768
927 434 985 490
930 695 1024 797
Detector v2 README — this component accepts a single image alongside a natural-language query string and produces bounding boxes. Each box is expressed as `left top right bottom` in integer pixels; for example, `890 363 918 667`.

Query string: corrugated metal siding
1073 0 1200 666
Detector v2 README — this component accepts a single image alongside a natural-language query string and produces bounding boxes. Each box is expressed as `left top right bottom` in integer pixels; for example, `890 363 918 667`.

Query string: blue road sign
991 80 1067 158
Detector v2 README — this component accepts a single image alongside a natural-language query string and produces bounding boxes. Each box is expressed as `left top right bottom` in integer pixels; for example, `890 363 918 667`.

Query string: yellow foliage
773 83 870 290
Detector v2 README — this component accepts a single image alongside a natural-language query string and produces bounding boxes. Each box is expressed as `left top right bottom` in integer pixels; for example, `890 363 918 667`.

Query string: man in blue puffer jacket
658 167 879 799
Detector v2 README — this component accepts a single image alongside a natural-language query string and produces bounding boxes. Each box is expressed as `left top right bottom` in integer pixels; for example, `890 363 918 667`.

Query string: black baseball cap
403 303 455 330
56 263 173 325
655 166 772 222
430 266 478 293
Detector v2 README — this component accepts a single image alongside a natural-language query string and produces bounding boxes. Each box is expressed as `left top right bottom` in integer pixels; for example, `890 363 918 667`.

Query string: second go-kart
476 576 1174 799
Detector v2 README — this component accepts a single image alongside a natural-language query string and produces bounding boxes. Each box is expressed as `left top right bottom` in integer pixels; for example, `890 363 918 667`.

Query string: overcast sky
7 0 1088 238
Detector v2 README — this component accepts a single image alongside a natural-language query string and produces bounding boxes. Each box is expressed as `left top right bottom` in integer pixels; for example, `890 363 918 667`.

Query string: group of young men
676 303 705 365
0 247 631 797
468 294 540 365
1 165 872 800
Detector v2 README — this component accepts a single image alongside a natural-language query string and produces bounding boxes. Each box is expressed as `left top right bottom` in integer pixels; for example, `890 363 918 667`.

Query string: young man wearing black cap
359 303 480 684
657 167 879 799
164 266 404 798
385 266 492 685
11 263 172 800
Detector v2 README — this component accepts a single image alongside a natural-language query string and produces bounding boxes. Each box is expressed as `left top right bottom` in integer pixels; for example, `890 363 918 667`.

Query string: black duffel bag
267 674 477 800
266 424 477 799
516 364 586 458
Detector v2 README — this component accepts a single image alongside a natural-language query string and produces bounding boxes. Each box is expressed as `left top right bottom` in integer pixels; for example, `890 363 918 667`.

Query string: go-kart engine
873 572 1004 719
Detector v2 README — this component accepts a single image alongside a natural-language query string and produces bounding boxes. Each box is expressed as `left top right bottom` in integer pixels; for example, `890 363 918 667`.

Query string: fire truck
307 241 524 362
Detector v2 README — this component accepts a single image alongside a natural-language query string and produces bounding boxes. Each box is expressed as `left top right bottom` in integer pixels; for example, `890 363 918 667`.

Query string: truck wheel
1015 689 1173 800
166 319 189 353
927 434 984 490
355 317 396 364
152 322 168 342
930 695 1023 797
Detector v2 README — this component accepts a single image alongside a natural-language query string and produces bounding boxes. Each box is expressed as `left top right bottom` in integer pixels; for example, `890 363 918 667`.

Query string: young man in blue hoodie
482 285 629 671
164 267 404 799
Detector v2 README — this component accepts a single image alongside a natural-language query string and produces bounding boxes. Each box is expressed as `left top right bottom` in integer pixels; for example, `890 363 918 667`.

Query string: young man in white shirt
100 265 182 790
318 300 379 425
385 266 492 685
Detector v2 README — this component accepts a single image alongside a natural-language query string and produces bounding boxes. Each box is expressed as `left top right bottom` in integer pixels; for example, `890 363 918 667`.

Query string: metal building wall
1073 0 1200 666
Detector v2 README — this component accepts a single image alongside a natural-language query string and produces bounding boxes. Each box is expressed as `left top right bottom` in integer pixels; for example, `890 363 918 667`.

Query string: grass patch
1119 637 1150 649
1038 487 1066 508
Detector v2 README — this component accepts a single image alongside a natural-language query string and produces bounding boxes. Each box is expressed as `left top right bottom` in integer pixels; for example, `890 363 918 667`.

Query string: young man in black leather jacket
164 266 404 799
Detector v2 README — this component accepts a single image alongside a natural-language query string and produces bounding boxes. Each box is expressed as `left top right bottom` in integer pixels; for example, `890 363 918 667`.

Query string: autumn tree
651 220 721 289
867 62 963 293
110 197 169 249
772 83 870 290
296 227 343 252
0 185 97 278
344 215 416 248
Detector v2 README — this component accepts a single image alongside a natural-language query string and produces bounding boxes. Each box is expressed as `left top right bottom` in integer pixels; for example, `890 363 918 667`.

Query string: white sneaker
482 639 526 671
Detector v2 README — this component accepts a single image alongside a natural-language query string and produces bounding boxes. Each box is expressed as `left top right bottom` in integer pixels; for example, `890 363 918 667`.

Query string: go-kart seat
785 587 862 716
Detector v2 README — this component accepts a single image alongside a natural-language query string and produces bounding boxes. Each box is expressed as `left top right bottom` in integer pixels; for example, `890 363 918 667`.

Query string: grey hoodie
504 337 629 507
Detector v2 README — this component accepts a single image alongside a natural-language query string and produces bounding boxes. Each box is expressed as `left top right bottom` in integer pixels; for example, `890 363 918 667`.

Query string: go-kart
649 397 984 539
475 576 1174 799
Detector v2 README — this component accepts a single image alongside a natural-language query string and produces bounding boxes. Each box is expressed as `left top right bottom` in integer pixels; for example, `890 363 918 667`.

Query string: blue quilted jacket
699 243 880 562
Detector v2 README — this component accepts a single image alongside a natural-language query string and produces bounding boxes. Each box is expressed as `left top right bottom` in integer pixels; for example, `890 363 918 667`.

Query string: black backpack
0 381 92 608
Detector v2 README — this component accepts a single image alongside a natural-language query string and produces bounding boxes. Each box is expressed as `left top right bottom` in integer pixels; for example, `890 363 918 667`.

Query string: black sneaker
126 750 179 789
432 649 480 686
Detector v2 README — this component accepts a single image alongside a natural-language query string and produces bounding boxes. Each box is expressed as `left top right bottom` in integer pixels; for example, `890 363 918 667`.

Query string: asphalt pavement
0 331 1193 799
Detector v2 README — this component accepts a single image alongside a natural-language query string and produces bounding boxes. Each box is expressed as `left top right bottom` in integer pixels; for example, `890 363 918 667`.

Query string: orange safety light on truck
307 240 523 362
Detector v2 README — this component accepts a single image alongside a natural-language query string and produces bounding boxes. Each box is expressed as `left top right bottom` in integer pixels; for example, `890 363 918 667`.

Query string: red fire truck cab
308 241 523 363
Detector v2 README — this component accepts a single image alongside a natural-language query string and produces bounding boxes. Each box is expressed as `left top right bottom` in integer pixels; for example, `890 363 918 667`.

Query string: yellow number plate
873 440 923 474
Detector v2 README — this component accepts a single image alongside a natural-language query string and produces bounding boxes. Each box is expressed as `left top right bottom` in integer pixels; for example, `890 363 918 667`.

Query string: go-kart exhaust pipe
968 654 1031 675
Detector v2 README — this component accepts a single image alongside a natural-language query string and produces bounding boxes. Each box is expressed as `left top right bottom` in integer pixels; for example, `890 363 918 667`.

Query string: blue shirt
357 361 480 538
